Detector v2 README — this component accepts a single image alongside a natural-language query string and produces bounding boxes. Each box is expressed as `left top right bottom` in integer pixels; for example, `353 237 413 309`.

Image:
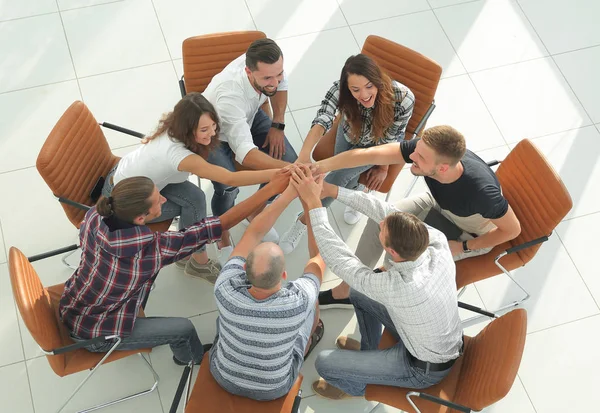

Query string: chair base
57 352 159 413
61 247 80 270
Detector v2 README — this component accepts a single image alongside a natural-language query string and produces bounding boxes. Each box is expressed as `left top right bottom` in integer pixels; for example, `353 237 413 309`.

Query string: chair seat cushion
365 329 470 413
46 284 150 377
185 353 302 413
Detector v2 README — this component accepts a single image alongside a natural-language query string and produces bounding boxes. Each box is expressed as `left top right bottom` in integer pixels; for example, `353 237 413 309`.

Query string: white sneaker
343 205 362 225
217 245 233 267
242 218 280 243
279 213 307 254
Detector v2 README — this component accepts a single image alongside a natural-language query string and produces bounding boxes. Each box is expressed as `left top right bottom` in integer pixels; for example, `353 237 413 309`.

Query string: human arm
449 205 521 255
261 91 288 160
301 198 325 285
321 180 398 223
315 142 406 174
297 82 339 163
229 183 297 259
218 168 290 231
178 154 279 186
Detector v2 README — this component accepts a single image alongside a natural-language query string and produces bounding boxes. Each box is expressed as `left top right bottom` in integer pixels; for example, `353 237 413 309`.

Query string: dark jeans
77 317 205 364
314 290 451 396
206 109 298 215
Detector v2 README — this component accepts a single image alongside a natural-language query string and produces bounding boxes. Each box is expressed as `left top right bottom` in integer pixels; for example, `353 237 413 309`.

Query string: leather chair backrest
496 139 573 264
182 31 267 94
36 101 119 228
453 309 527 410
8 247 66 375
362 35 442 137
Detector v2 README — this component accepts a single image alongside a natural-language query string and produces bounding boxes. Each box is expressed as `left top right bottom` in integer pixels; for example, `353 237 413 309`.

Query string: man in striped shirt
210 180 325 400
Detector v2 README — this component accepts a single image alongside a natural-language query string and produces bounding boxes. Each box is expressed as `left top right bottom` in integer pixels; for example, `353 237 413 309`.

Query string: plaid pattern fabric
59 207 222 339
312 80 415 147
309 188 463 363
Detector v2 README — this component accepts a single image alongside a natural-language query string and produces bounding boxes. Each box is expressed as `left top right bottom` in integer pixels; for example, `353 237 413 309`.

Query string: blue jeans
77 317 206 364
321 122 373 208
103 167 207 250
206 109 298 216
314 290 451 396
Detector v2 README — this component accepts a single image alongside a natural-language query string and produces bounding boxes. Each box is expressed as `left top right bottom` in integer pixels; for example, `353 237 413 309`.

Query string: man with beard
312 125 521 308
203 38 298 243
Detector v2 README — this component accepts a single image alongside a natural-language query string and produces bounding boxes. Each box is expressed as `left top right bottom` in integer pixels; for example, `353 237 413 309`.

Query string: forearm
270 91 287 123
298 124 325 161
316 143 404 173
466 227 518 251
336 187 397 222
219 181 282 230
247 192 294 240
242 148 291 169
229 169 277 186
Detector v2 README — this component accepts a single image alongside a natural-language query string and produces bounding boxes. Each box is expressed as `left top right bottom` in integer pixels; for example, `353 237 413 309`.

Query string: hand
262 128 286 160
290 164 324 206
365 165 388 192
448 240 464 257
269 167 291 194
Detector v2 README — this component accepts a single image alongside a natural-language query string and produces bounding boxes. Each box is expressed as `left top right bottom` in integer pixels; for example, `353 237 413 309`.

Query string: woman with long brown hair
102 92 280 278
280 54 415 253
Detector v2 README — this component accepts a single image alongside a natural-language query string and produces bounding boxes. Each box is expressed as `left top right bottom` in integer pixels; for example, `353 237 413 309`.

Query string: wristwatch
462 240 472 253
271 122 285 131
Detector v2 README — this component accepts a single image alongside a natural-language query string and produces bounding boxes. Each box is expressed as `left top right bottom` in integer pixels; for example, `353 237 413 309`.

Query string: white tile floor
1 0 599 412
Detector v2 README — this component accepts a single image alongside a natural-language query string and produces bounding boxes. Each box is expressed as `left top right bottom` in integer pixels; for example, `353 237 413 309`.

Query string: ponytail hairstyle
96 176 155 223
143 92 220 159
338 54 395 144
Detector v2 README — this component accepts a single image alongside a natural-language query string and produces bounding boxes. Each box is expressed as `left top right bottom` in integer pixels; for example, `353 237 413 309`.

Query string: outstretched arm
179 154 279 187
302 199 325 284
315 142 406 174
229 183 297 259
219 169 289 231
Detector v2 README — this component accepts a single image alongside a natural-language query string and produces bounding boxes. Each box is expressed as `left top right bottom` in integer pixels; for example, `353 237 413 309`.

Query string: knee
315 350 336 376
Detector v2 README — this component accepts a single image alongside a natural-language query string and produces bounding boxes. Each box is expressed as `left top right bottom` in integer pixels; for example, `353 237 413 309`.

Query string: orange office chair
312 35 443 199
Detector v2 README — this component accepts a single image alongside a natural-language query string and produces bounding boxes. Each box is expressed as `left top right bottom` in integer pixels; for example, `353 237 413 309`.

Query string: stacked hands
270 164 337 209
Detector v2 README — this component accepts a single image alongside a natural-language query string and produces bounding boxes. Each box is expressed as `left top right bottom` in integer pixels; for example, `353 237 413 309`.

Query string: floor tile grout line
429 6 511 148
0 78 77 98
333 0 360 50
149 0 178 84
56 0 84 103
517 374 539 413
554 231 600 312
77 60 174 81
344 6 434 29
526 312 600 336
59 0 125 14
0 219 7 263
514 0 595 126
0 10 58 24
242 0 259 31
551 43 600 58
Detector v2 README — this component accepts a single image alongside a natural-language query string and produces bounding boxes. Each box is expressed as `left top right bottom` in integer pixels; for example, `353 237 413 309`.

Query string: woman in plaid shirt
60 173 287 366
280 54 415 254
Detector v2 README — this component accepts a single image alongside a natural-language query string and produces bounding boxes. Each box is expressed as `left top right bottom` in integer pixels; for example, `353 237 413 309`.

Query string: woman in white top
279 54 415 254
102 93 278 279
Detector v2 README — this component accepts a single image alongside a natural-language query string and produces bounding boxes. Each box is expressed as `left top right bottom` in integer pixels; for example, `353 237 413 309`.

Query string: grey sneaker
184 258 222 284
175 256 190 270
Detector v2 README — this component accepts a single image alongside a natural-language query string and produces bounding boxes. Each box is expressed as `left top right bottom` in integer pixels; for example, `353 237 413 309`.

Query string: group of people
57 37 521 402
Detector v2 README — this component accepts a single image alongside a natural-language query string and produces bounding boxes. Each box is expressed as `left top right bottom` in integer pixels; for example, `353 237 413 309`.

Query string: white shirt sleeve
277 70 288 91
214 89 257 164
166 140 195 170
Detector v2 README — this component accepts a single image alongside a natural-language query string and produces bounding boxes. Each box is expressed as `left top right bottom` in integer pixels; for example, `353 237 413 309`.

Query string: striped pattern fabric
212 257 319 393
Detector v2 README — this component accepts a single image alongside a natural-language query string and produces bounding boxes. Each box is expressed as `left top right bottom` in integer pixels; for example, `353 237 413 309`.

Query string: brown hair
338 54 395 144
144 93 220 159
384 212 429 261
421 125 467 166
96 177 155 223
245 38 283 71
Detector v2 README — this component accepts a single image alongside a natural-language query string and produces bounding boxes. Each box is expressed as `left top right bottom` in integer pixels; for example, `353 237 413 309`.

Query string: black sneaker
318 289 352 310
173 343 213 366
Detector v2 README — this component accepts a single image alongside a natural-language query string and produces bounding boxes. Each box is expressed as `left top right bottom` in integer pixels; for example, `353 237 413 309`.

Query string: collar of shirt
387 250 430 282
103 214 137 232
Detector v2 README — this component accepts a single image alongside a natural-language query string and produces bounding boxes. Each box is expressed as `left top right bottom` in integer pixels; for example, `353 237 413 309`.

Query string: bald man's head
246 242 286 289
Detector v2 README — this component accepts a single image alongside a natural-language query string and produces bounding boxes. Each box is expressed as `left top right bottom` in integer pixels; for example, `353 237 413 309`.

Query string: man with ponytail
59 173 289 366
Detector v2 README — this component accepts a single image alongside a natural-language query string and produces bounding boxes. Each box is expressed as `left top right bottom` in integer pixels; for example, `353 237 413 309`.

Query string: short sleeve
166 140 194 170
400 138 418 163
289 273 320 308
477 185 509 219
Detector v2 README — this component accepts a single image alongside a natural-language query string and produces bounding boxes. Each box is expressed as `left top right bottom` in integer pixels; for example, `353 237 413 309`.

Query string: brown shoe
336 336 360 351
312 379 358 400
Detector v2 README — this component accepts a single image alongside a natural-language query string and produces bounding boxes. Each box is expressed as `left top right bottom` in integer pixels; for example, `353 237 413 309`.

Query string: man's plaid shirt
312 80 414 147
59 207 222 339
